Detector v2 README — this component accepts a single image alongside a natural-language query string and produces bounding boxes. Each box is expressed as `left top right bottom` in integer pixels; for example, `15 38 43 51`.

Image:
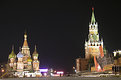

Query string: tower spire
23 31 28 47
12 45 14 51
24 31 27 40
91 7 96 24
19 47 21 51
35 45 37 51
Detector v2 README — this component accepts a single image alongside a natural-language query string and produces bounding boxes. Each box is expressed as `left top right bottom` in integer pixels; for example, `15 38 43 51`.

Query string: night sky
0 0 121 73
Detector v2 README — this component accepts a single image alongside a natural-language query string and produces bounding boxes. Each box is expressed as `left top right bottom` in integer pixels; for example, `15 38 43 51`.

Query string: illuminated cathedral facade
85 8 103 59
8 33 41 77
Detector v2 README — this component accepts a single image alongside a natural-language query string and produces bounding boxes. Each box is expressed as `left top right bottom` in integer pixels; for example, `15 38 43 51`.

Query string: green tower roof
91 7 96 24
9 45 16 59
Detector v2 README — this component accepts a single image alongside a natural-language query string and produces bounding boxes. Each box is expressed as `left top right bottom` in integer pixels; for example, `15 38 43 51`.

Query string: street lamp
73 67 76 74
1 69 4 73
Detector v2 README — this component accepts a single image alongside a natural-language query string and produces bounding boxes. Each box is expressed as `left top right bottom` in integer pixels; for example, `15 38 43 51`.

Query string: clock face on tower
92 34 97 41
90 34 97 42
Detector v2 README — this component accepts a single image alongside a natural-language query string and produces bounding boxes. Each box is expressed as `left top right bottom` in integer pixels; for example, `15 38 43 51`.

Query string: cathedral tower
17 48 24 72
21 32 31 70
9 46 16 71
85 8 103 59
7 31 42 77
32 45 39 72
22 32 30 56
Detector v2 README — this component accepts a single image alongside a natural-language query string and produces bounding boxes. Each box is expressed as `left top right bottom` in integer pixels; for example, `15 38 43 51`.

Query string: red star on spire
92 7 94 11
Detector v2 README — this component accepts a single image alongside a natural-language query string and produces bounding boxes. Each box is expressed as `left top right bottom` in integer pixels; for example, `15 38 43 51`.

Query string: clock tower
85 8 103 59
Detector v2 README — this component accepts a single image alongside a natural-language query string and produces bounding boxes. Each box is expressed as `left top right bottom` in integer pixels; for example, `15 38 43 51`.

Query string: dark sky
0 0 121 72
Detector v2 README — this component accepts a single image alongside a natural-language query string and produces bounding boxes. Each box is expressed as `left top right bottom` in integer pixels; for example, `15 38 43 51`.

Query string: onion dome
32 45 38 57
17 47 23 58
9 45 16 59
17 51 23 58
27 57 32 62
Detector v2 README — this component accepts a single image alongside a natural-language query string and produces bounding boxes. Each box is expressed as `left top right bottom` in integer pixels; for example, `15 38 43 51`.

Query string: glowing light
57 71 64 74
73 67 75 69
1 69 4 72
39 69 48 72
44 73 47 76
113 51 116 56
54 70 56 73
75 70 76 72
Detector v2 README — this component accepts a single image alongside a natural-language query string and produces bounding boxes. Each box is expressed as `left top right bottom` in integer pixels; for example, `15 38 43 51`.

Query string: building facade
8 32 41 77
76 58 88 73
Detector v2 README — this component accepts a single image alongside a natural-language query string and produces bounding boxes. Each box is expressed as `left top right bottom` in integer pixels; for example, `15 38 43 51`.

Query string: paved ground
1 77 121 80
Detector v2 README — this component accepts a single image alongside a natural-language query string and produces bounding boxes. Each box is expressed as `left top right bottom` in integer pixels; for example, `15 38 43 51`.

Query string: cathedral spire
33 45 39 59
22 30 30 57
91 7 96 24
23 31 28 47
35 45 37 52
12 45 14 51
33 45 38 54
24 31 27 40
